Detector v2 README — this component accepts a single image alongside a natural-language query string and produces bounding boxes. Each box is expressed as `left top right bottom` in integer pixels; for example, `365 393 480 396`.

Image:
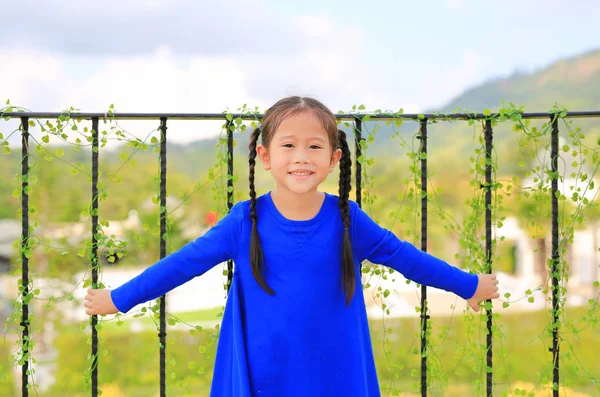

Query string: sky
1 0 599 142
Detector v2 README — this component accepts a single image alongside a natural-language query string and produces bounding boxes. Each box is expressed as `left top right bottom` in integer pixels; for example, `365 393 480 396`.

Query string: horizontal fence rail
3 110 600 121
3 109 600 397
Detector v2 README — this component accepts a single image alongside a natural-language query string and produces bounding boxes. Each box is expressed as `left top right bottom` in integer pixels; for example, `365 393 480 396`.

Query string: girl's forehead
273 110 329 138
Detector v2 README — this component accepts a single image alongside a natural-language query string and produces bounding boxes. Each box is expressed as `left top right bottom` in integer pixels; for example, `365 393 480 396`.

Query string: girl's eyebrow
277 135 326 143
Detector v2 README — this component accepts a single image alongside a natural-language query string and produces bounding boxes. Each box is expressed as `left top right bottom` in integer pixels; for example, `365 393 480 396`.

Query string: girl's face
257 110 342 197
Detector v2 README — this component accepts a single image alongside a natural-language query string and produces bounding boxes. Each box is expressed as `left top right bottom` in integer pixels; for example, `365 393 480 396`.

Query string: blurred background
1 0 599 396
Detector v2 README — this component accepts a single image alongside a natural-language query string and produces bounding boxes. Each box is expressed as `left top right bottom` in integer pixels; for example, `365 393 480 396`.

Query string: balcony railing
2 109 600 397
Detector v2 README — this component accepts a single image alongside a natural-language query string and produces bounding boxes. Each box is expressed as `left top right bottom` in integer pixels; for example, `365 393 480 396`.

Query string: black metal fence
4 110 600 397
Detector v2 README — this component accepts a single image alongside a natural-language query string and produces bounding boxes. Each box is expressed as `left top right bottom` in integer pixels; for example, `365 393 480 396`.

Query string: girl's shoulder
226 194 268 220
323 192 360 212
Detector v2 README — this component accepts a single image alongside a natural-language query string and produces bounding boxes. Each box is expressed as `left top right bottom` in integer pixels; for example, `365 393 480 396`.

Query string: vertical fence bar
354 118 363 208
90 117 100 397
418 119 430 397
354 118 363 275
20 117 30 397
226 119 234 292
484 119 494 397
158 117 168 397
550 115 560 396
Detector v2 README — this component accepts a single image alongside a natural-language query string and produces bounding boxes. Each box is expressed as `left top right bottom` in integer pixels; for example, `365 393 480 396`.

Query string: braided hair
337 129 355 305
247 96 355 305
248 126 274 295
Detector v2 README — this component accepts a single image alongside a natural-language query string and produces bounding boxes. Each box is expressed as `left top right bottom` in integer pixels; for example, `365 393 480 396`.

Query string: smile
289 171 314 180
289 172 313 176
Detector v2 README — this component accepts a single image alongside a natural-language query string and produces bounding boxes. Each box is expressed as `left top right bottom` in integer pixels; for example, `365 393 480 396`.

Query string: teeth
291 172 311 176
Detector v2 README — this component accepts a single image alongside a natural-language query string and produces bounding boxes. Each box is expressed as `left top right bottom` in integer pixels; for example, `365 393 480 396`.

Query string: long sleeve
111 203 244 313
350 202 478 300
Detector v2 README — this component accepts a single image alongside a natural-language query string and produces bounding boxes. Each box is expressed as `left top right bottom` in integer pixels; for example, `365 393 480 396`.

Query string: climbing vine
0 99 599 397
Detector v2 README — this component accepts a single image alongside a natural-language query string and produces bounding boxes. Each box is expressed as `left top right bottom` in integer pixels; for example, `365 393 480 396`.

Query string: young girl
85 96 500 396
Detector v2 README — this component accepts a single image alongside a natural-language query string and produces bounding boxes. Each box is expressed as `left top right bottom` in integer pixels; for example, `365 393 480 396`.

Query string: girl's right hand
84 288 119 316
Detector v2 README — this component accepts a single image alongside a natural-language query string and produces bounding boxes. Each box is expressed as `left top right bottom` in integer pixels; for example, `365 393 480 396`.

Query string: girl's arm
351 202 479 301
85 203 244 315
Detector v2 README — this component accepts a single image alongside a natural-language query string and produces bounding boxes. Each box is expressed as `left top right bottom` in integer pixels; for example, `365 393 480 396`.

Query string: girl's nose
293 149 310 163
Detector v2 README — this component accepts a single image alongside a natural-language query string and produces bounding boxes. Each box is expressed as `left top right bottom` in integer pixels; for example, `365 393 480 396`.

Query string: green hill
360 48 600 172
440 48 600 112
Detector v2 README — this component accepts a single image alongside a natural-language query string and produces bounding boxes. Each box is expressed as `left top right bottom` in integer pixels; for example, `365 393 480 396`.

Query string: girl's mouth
289 171 314 179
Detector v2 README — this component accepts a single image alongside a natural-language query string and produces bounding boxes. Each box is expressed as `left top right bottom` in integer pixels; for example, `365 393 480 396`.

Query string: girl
85 96 500 397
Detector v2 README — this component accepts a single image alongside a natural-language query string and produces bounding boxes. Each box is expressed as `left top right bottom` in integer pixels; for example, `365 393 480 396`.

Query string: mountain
360 49 600 166
439 49 600 112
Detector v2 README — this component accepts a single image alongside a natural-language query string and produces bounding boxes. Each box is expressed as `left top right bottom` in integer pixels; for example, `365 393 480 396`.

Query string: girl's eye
310 145 322 149
283 144 294 148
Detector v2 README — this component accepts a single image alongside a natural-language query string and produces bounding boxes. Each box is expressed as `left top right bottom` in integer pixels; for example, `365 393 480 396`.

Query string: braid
248 127 274 295
337 129 355 305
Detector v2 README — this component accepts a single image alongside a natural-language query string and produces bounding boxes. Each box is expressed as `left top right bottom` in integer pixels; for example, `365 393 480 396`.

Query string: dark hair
248 96 355 305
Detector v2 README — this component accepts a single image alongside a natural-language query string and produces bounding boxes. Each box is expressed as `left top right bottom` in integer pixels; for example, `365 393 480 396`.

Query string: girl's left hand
466 274 500 312
84 288 119 316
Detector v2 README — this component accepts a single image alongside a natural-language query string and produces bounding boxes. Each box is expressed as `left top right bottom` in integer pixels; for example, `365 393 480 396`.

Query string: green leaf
56 148 64 157
483 108 491 116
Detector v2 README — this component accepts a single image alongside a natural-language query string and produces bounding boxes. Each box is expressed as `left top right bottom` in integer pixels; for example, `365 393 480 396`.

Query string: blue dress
111 192 478 396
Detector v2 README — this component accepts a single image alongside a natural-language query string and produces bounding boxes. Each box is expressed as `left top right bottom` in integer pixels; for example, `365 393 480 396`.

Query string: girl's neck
270 189 325 221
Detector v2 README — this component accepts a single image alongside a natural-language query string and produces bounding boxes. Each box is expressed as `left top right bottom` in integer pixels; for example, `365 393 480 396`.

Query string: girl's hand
84 288 119 316
466 274 500 312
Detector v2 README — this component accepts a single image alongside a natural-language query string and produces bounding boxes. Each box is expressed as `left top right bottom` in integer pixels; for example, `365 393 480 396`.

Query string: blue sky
0 0 598 142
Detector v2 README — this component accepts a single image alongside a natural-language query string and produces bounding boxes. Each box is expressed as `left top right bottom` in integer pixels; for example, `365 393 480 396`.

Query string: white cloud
0 7 453 143
0 47 267 143
0 11 391 144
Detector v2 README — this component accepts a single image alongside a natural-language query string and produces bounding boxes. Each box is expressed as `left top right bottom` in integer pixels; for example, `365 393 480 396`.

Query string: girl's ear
329 148 342 173
256 144 271 171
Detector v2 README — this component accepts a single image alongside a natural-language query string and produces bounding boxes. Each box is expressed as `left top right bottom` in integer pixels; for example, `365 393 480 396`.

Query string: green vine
1 100 599 396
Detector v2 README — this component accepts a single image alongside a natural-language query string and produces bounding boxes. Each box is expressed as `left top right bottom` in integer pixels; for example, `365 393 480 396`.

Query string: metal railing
4 109 600 397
